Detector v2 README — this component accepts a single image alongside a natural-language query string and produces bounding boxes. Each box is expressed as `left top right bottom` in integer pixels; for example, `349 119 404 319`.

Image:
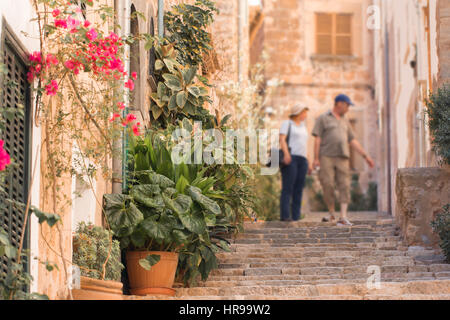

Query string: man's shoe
281 218 293 222
337 218 353 227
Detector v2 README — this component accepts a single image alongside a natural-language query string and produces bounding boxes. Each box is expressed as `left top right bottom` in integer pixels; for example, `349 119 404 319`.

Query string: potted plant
72 222 124 300
103 123 236 294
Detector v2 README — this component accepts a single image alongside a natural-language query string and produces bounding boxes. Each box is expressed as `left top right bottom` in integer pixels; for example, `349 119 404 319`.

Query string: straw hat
289 104 309 117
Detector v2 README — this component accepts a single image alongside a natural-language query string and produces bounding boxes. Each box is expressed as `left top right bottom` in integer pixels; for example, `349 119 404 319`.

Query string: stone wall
256 0 377 192
395 167 450 248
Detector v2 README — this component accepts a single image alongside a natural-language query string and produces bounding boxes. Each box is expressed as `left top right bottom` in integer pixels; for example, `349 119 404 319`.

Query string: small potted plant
72 222 124 300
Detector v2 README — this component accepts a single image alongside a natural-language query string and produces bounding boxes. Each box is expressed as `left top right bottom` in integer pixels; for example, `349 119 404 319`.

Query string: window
0 25 31 277
316 13 352 56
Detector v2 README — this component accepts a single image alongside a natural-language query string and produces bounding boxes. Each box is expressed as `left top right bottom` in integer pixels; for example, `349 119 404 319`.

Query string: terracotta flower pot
71 276 123 300
126 251 179 296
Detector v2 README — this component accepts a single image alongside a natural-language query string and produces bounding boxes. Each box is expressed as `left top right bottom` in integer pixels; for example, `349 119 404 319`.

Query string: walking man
312 94 375 226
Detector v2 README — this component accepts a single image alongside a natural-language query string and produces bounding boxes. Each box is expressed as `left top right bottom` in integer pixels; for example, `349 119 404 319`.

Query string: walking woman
279 104 312 221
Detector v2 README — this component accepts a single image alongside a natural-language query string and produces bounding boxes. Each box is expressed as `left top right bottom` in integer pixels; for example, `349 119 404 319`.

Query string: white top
280 120 308 158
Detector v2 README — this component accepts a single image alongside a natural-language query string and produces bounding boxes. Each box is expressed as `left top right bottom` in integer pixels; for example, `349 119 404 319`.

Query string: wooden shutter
0 35 31 276
335 14 352 55
316 13 333 55
316 13 353 56
148 17 156 77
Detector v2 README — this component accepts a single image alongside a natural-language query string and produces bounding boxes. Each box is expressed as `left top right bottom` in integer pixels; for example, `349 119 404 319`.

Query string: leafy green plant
0 208 60 300
253 172 281 221
72 222 124 282
431 204 450 263
425 85 450 164
164 0 219 67
149 42 213 126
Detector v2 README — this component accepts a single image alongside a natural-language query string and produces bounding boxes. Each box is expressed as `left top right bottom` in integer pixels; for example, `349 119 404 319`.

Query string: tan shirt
312 110 355 158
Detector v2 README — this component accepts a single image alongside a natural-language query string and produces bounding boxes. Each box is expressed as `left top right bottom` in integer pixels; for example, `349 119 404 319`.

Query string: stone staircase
130 215 450 300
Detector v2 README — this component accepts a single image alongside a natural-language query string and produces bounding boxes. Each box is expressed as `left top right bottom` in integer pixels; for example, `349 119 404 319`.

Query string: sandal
322 214 336 222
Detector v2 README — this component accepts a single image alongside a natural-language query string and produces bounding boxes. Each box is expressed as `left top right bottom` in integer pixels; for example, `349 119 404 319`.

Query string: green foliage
431 204 450 263
164 0 219 67
0 227 49 300
105 118 257 286
72 222 124 281
425 85 450 164
149 42 213 127
250 170 280 221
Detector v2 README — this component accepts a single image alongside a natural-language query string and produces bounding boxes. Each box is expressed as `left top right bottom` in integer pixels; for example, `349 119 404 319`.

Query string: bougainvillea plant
20 0 146 298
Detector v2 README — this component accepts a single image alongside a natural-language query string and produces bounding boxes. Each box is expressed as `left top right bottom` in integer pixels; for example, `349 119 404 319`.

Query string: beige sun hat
289 104 309 117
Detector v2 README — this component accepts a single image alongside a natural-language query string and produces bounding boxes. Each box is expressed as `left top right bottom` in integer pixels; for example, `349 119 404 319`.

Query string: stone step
217 250 410 260
172 280 450 297
242 219 395 229
209 264 433 277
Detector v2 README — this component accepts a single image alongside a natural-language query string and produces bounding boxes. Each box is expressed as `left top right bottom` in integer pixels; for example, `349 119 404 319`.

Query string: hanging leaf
31 207 61 228
139 254 161 271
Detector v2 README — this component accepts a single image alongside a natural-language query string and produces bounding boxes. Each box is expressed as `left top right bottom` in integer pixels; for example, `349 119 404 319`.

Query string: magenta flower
109 113 121 122
131 72 137 80
52 9 61 18
45 80 58 96
86 28 98 41
132 122 141 136
0 140 11 171
117 102 125 110
55 19 68 29
125 79 134 91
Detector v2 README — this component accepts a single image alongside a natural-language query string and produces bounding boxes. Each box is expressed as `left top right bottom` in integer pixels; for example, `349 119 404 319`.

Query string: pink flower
109 113 121 122
117 102 125 110
35 64 42 73
64 60 76 70
46 54 59 66
86 28 98 41
55 19 68 29
125 113 136 123
27 71 34 83
131 72 137 80
29 51 42 63
45 80 58 96
84 20 91 28
52 9 60 18
67 16 81 29
108 32 119 43
0 140 11 171
125 79 134 91
132 122 141 136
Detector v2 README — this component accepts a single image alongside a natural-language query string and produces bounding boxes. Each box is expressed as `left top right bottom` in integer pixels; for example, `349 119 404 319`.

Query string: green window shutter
0 36 31 276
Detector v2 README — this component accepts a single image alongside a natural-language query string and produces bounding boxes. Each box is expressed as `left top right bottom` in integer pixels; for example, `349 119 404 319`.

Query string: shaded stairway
129 213 450 300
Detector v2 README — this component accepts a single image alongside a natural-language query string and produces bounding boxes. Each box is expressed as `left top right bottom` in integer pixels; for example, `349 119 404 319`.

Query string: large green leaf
139 254 161 271
176 91 187 108
186 186 221 216
183 66 197 84
103 194 144 237
163 73 182 91
175 175 189 194
168 94 177 110
130 184 165 209
140 217 169 243
162 193 206 234
187 86 201 98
